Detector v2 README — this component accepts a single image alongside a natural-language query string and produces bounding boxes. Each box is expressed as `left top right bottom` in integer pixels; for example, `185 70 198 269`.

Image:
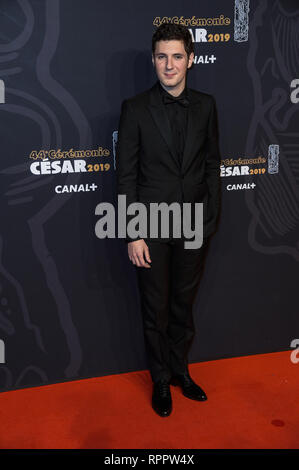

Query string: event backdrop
0 0 298 392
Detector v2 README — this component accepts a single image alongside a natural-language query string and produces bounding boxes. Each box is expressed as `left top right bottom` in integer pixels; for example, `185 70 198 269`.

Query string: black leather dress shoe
152 380 172 417
170 373 207 401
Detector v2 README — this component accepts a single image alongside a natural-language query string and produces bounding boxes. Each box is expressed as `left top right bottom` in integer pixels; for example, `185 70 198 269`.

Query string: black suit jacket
116 80 221 243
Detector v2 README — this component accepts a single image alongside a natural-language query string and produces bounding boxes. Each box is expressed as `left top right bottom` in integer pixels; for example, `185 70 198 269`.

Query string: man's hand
128 239 151 268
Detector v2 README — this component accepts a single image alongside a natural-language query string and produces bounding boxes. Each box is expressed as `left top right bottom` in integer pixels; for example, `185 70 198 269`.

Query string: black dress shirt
158 82 189 168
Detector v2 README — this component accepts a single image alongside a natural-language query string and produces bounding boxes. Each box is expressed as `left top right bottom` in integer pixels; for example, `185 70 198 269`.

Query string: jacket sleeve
204 96 221 236
116 99 142 243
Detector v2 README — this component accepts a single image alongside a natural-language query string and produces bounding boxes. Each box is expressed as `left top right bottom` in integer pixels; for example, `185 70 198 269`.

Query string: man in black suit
116 23 221 417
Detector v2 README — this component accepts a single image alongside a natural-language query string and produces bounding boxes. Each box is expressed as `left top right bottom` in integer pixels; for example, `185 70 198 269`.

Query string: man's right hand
128 239 151 268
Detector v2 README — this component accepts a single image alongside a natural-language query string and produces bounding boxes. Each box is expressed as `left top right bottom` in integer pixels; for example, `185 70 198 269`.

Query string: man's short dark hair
152 23 194 57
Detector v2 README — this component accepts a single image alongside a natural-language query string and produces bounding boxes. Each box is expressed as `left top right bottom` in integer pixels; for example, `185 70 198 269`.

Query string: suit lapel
181 94 202 173
147 82 178 169
147 81 203 173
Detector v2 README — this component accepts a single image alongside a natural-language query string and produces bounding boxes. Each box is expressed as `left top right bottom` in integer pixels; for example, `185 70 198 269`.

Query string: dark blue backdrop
0 0 298 392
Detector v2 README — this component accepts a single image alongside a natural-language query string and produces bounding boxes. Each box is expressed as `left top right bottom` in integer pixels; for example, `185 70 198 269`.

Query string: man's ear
151 54 155 67
187 52 194 68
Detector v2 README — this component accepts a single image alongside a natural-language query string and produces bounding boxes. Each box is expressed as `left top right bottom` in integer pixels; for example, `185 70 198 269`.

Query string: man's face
152 39 194 91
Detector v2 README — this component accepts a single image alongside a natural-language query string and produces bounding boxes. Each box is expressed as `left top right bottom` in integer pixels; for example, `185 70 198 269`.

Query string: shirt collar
158 81 188 101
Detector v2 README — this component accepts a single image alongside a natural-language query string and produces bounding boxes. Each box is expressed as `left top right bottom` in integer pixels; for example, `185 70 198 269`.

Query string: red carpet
0 350 298 449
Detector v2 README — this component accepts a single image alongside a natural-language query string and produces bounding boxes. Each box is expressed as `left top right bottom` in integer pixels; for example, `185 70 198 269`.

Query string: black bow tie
162 94 189 107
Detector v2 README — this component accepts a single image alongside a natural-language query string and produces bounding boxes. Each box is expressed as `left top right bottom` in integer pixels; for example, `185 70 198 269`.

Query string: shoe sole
152 406 172 417
182 391 207 401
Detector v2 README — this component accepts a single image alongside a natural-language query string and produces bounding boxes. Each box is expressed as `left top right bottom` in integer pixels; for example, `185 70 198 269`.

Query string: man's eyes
157 55 183 60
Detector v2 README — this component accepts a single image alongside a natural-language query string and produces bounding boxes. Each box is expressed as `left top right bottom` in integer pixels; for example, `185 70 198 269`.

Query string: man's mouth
164 73 176 78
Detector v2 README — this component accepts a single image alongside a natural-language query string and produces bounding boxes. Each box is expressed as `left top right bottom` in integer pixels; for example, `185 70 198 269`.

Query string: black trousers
136 237 209 383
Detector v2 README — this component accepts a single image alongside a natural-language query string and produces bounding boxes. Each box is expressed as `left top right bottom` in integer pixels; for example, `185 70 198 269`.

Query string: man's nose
166 58 174 69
